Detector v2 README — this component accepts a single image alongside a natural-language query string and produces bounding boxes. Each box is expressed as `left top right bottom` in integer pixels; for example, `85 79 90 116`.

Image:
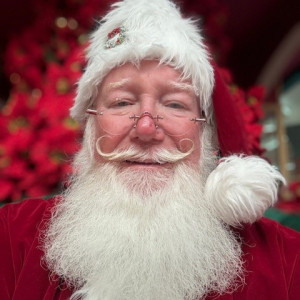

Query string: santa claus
1 0 300 299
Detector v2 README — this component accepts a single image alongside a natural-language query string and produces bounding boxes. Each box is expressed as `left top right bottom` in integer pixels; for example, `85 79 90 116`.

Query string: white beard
43 151 244 300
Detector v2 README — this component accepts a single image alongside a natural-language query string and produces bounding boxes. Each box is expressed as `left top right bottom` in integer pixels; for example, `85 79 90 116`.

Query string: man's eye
166 102 185 109
112 98 133 107
116 101 131 107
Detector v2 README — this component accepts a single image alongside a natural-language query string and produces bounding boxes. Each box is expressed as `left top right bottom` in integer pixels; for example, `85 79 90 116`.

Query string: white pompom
204 155 286 227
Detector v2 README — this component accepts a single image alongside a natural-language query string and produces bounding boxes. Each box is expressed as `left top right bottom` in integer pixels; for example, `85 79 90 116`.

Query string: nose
130 112 164 143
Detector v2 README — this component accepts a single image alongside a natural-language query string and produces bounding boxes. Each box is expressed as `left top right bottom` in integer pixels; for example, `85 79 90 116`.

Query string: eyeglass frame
86 108 206 124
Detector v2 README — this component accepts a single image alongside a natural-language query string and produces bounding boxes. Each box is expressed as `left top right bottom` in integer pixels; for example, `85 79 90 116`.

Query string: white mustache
95 137 194 164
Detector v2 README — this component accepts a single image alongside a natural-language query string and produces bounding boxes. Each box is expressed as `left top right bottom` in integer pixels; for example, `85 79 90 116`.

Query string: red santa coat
1 198 300 300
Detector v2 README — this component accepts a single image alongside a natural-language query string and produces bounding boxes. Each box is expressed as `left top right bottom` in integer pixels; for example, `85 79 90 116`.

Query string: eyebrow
105 78 130 92
102 78 196 95
167 81 195 94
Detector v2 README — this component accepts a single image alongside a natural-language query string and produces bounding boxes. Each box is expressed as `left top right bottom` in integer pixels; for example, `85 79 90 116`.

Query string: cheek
97 124 134 156
96 134 124 154
95 119 130 154
179 126 201 163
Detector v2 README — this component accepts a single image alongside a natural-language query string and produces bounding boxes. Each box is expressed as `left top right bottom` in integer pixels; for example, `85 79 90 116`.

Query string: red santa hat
70 0 285 226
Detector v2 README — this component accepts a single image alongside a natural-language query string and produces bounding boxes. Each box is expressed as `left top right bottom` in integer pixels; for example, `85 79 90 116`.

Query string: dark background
0 0 299 103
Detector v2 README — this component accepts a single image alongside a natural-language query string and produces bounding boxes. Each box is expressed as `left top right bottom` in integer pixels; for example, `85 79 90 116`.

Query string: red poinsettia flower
1 0 265 203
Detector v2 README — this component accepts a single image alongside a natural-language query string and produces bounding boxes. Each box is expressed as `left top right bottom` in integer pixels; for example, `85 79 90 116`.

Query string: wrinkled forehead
98 60 196 96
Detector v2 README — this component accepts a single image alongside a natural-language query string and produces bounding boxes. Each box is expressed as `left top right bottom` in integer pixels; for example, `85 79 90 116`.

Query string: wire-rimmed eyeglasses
86 108 206 136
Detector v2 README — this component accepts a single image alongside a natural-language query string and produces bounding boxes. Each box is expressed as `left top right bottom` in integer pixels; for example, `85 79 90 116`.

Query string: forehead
99 60 194 94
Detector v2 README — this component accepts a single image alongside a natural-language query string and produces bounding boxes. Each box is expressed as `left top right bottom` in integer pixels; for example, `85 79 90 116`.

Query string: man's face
46 60 243 300
94 60 202 169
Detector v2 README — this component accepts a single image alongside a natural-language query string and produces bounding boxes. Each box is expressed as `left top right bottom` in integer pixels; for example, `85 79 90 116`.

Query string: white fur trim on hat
71 0 214 124
204 155 286 227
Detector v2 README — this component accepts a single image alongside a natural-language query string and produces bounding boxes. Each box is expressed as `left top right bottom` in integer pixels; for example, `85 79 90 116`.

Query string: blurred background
0 0 299 227
1 0 299 97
